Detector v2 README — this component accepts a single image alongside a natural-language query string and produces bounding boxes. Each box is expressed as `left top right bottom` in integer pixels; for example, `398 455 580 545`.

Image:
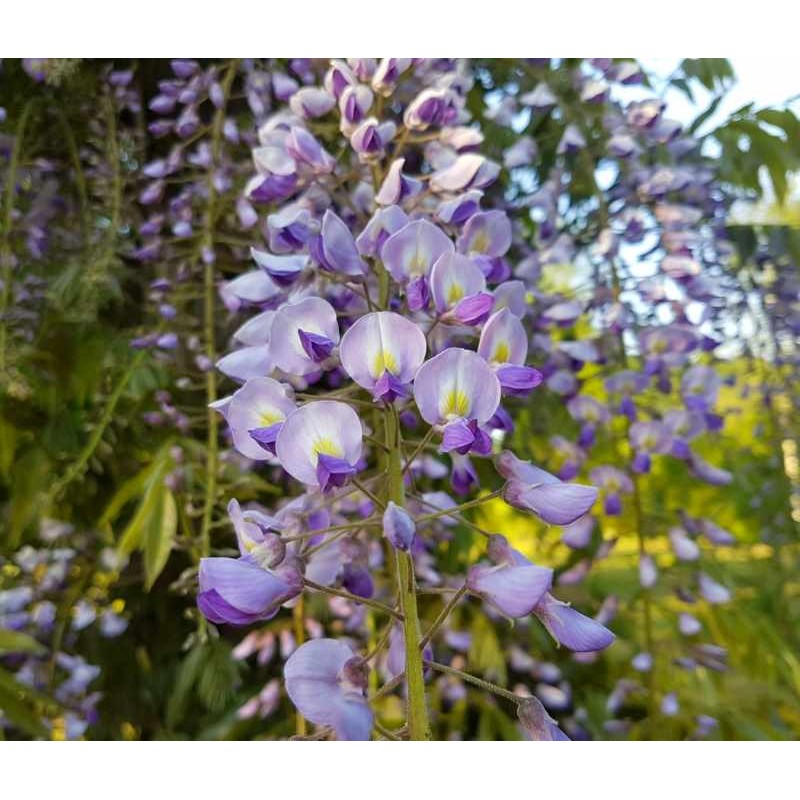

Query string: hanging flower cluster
200 58 620 741
0 519 128 740
477 57 744 737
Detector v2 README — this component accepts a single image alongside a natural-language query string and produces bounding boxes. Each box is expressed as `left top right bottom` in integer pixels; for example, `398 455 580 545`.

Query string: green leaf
98 460 159 529
688 94 724 136
0 667 48 738
0 416 17 481
0 629 46 656
681 58 735 93
116 448 173 555
166 644 207 729
143 487 177 590
197 640 240 714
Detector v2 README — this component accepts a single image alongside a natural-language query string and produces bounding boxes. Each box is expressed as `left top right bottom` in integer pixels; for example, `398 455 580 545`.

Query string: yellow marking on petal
372 348 399 377
447 282 465 304
443 388 470 418
410 250 426 274
111 599 126 613
312 438 343 458
258 408 284 427
471 231 490 253
492 341 510 363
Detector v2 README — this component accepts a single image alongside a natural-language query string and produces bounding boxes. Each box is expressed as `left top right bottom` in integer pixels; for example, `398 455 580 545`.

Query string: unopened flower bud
517 696 557 740
382 501 416 551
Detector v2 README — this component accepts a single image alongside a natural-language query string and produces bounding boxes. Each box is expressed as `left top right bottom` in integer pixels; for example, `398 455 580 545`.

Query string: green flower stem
46 349 147 506
402 425 436 474
352 478 386 510
419 583 467 651
293 596 307 737
199 60 238 561
0 100 34 375
385 407 432 740
282 516 382 543
413 489 504 525
424 660 522 705
303 578 403 621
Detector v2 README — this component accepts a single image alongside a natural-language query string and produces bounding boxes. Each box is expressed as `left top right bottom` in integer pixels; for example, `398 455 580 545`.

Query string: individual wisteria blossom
429 252 493 325
275 401 364 491
198 556 302 626
382 501 416 552
478 308 543 396
628 420 672 474
381 218 453 309
498 451 598 526
413 348 501 455
589 466 634 516
339 311 427 402
466 535 553 618
224 377 297 459
284 639 373 740
517 696 569 741
698 572 732 604
532 593 615 653
269 297 340 376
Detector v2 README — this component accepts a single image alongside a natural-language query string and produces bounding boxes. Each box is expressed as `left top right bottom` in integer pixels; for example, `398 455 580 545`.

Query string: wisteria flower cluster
0 519 128 739
199 58 623 741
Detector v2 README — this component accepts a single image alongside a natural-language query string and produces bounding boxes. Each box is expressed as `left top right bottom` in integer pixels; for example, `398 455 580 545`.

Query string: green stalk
46 349 146 505
0 100 34 374
385 408 432 740
199 60 238 560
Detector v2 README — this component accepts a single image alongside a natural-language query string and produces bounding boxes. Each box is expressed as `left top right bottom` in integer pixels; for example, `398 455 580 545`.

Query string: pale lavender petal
429 252 487 313
468 562 553 618
504 479 598 526
276 401 363 488
381 219 453 283
269 297 340 376
533 593 615 652
456 210 512 258
339 311 427 392
216 345 273 382
478 308 528 365
413 348 501 426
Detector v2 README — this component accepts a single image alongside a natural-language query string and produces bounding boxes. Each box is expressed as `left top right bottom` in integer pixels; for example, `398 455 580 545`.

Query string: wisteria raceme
0 520 128 740
191 57 632 743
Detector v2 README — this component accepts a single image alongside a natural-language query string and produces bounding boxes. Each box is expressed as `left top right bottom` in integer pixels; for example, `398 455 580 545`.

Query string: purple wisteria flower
198 557 301 626
478 308 543 396
269 296 340 376
498 451 598 526
275 401 363 491
284 639 373 740
429 252 493 325
532 593 615 653
382 501 416 552
589 466 633 516
466 535 553 618
224 377 297 459
381 218 453 310
310 210 368 276
339 311 427 402
628 420 672 474
517 696 570 741
413 348 501 455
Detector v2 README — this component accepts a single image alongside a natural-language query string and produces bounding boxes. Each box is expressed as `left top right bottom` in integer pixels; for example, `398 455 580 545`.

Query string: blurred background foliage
0 57 798 741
